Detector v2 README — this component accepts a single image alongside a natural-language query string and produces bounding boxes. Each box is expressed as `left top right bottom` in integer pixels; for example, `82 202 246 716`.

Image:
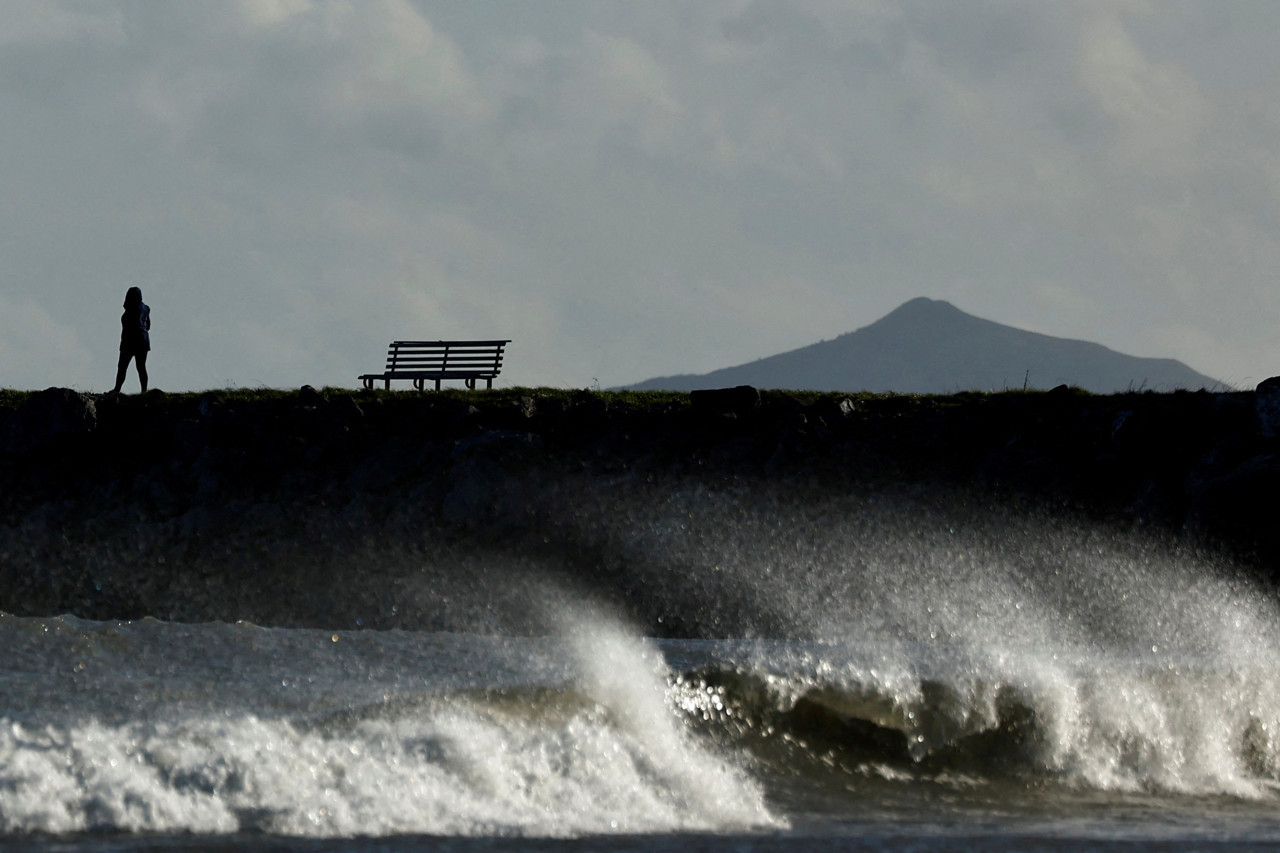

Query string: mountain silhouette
626 297 1221 394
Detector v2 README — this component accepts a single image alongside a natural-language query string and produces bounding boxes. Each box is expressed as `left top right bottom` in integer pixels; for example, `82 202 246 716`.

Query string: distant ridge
626 297 1221 394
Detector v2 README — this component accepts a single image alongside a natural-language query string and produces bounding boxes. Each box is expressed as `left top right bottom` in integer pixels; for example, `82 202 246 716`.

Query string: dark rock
1256 377 1280 438
197 392 225 421
421 397 480 429
298 385 325 409
811 396 857 422
771 394 812 415
570 391 608 416
690 386 761 418
557 393 609 437
332 394 364 421
1 388 98 455
779 412 808 431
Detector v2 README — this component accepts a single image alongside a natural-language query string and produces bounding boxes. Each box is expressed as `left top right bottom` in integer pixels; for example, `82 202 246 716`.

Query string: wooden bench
359 340 511 391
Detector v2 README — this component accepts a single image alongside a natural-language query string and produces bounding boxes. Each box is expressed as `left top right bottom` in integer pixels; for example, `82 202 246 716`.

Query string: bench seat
359 340 510 390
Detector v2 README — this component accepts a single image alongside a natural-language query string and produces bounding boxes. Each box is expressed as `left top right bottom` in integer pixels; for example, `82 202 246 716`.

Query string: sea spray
555 476 1274 649
567 618 777 831
545 478 1280 800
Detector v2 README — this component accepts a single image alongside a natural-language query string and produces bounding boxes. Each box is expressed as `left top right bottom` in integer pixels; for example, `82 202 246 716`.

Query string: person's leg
136 351 148 393
113 351 131 393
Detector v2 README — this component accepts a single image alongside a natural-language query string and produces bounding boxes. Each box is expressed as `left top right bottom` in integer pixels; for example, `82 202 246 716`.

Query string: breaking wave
666 641 1280 800
0 617 776 838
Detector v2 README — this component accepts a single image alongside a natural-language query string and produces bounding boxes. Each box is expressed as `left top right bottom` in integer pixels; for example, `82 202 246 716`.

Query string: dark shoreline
2 384 1277 635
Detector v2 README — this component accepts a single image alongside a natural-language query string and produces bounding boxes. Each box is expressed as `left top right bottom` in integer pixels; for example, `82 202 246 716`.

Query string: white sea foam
0 620 776 838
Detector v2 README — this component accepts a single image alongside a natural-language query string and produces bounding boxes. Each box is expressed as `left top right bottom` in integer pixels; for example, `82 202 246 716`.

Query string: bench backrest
384 340 510 374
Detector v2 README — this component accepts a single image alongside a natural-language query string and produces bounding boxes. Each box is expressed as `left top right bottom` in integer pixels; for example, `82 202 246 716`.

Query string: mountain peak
871 297 970 329
625 298 1221 394
885 296 958 317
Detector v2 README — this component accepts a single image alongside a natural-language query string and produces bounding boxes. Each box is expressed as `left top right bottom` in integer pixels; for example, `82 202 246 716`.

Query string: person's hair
124 287 143 309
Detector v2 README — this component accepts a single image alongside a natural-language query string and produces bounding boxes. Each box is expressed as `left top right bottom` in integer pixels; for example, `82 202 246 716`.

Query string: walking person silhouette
111 287 151 394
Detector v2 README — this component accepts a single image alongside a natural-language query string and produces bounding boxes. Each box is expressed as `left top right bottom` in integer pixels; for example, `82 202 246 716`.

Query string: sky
3 0 1280 393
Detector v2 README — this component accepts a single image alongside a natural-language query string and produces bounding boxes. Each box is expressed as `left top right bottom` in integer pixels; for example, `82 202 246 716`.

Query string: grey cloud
2 0 1279 391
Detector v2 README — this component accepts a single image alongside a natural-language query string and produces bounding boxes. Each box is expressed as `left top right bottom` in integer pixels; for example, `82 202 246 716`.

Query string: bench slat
388 352 506 360
385 362 504 370
385 356 505 364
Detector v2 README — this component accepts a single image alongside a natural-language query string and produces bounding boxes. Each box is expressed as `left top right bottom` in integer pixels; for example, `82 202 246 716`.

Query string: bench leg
435 378 442 391
413 378 423 391
485 378 493 390
384 379 390 391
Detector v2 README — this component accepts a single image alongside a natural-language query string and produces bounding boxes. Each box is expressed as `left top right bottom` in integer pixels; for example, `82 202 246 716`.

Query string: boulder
690 385 761 419
1256 376 1280 438
298 385 326 409
556 392 609 437
197 392 225 421
1 388 98 455
811 396 857 422
332 394 364 421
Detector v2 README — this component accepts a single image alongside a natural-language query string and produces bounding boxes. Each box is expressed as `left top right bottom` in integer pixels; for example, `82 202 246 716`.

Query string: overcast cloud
3 0 1279 392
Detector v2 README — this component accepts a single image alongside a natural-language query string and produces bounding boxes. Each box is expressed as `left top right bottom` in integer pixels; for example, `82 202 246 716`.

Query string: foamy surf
0 618 776 838
6 617 1280 848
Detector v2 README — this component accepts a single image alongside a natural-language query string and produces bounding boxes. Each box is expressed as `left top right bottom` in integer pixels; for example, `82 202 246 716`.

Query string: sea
5 488 1280 852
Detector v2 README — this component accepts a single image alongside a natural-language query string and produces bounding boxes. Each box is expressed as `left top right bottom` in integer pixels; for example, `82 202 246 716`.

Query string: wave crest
669 655 1280 799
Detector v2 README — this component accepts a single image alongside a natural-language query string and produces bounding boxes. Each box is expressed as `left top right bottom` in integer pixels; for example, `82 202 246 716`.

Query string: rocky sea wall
2 383 1279 635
